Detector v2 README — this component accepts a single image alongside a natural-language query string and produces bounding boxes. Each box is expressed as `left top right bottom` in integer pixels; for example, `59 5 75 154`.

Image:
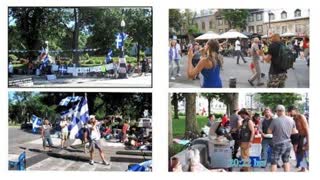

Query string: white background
0 0 318 179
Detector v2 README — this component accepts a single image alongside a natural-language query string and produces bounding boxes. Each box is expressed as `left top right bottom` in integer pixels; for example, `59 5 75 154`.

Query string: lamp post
268 10 271 37
118 18 127 79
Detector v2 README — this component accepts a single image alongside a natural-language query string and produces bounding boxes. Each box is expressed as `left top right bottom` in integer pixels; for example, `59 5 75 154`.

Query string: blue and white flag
121 32 128 41
31 115 42 133
115 33 123 49
59 65 67 74
68 97 89 139
59 96 72 106
105 49 113 63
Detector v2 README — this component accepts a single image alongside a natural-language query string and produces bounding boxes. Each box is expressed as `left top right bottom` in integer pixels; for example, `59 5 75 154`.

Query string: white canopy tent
280 32 296 37
195 31 221 40
219 29 248 39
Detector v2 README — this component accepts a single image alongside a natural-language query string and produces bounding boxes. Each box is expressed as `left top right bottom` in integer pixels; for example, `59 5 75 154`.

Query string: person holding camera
88 115 110 166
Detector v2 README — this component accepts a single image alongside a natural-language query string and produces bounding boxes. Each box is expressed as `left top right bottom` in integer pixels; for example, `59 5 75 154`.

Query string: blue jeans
261 138 272 162
43 136 53 148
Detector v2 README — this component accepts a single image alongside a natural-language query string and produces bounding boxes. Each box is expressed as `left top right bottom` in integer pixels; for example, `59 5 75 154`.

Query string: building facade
193 9 309 36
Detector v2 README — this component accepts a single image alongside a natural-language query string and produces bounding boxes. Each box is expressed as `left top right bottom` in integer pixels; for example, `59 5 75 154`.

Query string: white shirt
88 122 101 140
60 120 69 133
175 43 182 59
235 40 241 51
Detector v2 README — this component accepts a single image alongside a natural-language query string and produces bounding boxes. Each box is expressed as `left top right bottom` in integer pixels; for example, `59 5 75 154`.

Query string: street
8 73 152 88
8 127 151 171
169 55 309 88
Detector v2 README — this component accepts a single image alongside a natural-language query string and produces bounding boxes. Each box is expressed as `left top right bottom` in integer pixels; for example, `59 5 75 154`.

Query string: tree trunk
72 8 80 66
137 43 140 64
172 93 179 119
207 97 212 116
185 94 199 136
169 94 173 147
226 93 239 116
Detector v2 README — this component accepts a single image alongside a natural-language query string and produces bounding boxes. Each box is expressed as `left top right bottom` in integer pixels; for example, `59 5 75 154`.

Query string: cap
89 115 95 119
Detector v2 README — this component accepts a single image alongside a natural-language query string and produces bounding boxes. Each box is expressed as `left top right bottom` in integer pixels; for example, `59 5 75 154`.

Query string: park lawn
172 115 208 138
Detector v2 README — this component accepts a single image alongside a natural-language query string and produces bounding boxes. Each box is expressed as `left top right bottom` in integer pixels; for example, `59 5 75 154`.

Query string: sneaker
176 73 182 77
89 160 94 165
248 80 254 86
170 77 176 80
103 160 111 166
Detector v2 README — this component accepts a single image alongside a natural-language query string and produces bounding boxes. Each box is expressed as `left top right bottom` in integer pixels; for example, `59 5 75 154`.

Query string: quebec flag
31 115 42 133
68 97 89 139
115 32 129 49
105 49 113 64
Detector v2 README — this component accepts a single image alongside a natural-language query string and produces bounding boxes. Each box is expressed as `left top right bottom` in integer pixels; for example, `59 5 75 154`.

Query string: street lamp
119 18 127 79
120 19 126 58
268 10 272 37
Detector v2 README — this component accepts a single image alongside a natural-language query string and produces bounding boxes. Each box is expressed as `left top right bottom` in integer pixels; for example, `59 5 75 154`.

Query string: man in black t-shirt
263 34 287 88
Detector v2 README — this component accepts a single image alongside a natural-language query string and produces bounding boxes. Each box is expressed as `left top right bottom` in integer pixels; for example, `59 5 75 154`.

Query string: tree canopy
8 7 152 63
220 9 249 30
9 92 152 124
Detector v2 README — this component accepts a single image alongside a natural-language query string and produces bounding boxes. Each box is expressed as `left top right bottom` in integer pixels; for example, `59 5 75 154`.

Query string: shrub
178 112 185 116
85 60 94 64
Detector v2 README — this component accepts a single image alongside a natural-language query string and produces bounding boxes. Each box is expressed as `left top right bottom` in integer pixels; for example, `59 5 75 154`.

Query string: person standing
287 106 309 171
248 38 264 87
262 34 287 88
59 117 69 149
187 39 223 88
235 37 247 64
88 115 110 166
230 109 240 159
192 42 201 80
238 108 255 172
302 36 310 66
259 108 273 166
207 114 215 127
41 118 53 152
175 40 182 77
121 120 130 143
268 105 297 172
169 40 178 80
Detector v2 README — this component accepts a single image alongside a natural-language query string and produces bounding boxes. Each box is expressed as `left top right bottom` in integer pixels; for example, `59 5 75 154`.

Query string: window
282 26 287 34
209 21 213 29
257 25 263 33
248 15 254 22
218 18 223 26
269 13 275 20
295 24 304 33
202 22 206 31
281 11 287 19
219 29 223 33
248 26 254 33
256 13 263 21
195 23 199 29
295 9 301 17
225 28 229 32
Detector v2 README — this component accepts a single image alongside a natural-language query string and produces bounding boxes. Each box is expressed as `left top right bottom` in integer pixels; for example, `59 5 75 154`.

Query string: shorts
271 141 292 165
267 73 287 88
89 139 102 151
61 132 68 140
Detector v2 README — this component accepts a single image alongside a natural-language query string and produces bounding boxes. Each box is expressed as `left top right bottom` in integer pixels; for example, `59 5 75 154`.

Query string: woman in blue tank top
187 39 223 88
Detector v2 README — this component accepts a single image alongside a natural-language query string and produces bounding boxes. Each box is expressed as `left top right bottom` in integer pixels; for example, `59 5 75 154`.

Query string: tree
124 8 152 63
168 94 173 150
169 9 183 34
220 9 249 31
184 93 199 136
212 93 239 116
171 93 184 119
256 93 302 111
201 93 219 116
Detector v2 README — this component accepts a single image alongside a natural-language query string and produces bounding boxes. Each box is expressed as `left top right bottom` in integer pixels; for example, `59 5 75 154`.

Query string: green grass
172 115 208 138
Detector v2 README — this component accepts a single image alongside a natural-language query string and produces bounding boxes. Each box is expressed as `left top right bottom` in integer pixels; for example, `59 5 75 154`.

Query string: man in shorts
268 105 297 172
88 115 110 166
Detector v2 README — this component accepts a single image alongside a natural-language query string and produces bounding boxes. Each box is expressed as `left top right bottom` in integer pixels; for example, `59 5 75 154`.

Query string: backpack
277 43 295 70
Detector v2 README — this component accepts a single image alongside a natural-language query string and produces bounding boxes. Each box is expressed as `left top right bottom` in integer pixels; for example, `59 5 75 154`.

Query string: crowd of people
227 105 309 172
39 115 152 166
169 34 310 88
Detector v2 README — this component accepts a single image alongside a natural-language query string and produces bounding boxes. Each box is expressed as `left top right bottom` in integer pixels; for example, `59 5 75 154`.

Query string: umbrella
195 31 221 40
219 29 248 39
281 32 296 37
261 34 269 38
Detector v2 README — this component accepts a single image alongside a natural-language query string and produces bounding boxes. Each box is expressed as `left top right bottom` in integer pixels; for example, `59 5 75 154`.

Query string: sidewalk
169 56 309 88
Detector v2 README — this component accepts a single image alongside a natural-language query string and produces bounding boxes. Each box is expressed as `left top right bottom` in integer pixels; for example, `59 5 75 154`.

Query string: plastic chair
9 152 26 170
